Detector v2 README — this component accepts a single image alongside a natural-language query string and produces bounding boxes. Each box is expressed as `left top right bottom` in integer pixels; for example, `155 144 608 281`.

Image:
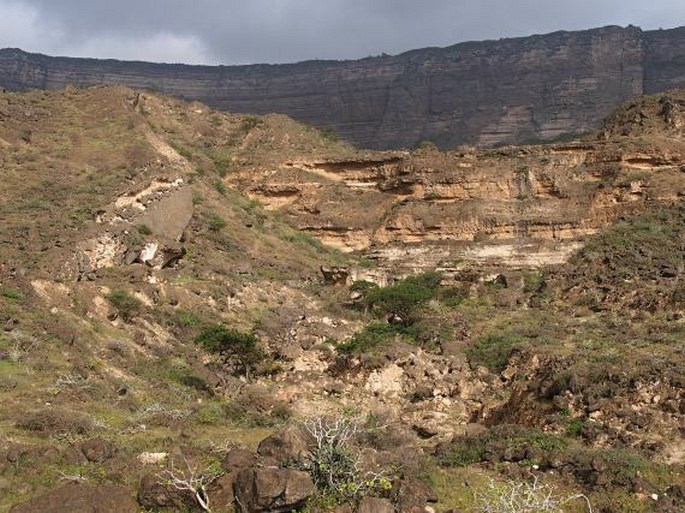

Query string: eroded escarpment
2 25 685 149
229 136 685 275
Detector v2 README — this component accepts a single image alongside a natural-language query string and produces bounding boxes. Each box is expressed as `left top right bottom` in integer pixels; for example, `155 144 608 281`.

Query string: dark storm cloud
0 0 684 64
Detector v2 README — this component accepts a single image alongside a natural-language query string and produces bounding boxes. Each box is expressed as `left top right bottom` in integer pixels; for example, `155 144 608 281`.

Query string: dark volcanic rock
1 26 685 149
234 468 314 513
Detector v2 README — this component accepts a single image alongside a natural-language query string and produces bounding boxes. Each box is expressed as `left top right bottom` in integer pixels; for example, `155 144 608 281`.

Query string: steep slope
2 26 685 149
0 87 683 513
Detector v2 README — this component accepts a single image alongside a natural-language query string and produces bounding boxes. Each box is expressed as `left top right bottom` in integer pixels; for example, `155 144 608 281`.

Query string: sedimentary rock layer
0 26 684 150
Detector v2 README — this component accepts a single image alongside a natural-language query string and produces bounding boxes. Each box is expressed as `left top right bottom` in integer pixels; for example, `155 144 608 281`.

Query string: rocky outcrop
229 124 685 273
1 26 685 149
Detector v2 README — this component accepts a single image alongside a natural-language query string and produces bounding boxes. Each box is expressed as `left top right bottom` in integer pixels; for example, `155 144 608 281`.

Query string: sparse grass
213 180 227 196
105 289 143 322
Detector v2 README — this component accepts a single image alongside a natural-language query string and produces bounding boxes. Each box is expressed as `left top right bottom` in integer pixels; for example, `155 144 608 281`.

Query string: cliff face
1 25 684 149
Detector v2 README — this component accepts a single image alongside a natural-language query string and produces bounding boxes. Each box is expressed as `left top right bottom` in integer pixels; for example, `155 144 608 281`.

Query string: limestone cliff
228 90 685 275
1 26 684 149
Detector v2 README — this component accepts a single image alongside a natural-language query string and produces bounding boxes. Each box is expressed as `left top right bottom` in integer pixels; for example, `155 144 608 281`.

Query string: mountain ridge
3 25 685 149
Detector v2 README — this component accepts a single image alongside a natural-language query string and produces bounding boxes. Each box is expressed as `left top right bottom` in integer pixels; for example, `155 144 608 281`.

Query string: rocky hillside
0 86 683 513
2 26 685 150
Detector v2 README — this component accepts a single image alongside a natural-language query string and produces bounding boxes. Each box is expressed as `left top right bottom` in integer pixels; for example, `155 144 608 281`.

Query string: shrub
473 476 592 513
337 322 407 355
466 333 527 373
304 416 393 504
363 272 442 326
241 115 263 131
213 180 227 196
136 223 153 236
415 140 438 151
319 126 339 142
174 309 202 328
437 439 484 467
105 289 143 322
212 152 232 177
207 214 226 232
194 325 263 377
1 288 24 300
349 280 378 294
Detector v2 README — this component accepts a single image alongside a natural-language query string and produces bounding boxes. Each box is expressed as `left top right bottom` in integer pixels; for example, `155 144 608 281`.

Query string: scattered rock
320 265 349 285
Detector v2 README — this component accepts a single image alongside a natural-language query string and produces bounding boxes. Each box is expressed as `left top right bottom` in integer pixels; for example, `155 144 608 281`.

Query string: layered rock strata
1 26 685 149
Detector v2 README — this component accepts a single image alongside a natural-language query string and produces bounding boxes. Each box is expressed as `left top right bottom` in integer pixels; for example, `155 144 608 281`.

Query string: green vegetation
305 416 393 506
136 223 152 236
2 288 24 300
213 179 227 196
207 213 227 232
194 325 263 376
466 333 528 373
337 322 409 355
241 114 264 131
362 272 442 326
105 289 143 322
319 126 339 142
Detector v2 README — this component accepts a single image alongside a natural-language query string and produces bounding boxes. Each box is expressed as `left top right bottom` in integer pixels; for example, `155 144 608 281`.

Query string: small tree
157 457 223 512
363 272 442 326
194 325 263 377
473 475 593 513
304 415 392 504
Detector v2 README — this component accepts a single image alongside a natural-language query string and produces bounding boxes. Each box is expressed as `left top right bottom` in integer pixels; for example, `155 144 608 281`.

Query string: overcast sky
0 1 683 65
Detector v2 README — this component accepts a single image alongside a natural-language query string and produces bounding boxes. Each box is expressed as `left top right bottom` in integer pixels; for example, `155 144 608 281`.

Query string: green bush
241 115 263 131
194 325 263 376
305 416 393 504
466 333 527 373
136 223 152 236
349 280 378 294
105 289 142 322
208 214 227 232
363 272 442 326
337 323 408 355
213 180 227 196
174 309 202 328
212 152 232 177
319 126 339 142
1 288 24 301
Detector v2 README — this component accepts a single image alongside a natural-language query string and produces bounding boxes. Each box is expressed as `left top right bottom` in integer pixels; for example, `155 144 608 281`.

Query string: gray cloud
0 0 683 64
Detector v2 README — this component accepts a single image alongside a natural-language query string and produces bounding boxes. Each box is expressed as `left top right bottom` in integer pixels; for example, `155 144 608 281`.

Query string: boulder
392 479 438 513
355 497 395 513
256 426 313 467
10 483 137 513
320 266 349 285
234 468 315 513
80 438 115 463
222 448 256 472
137 473 186 510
